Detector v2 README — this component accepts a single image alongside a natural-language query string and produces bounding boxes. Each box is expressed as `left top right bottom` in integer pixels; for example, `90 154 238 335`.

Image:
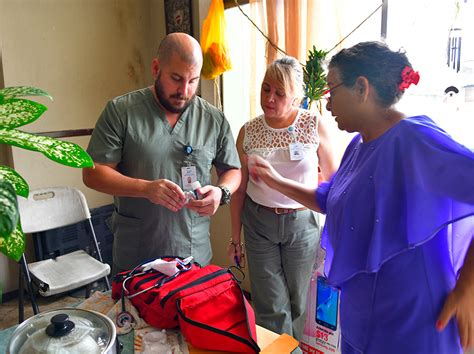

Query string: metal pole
381 0 388 39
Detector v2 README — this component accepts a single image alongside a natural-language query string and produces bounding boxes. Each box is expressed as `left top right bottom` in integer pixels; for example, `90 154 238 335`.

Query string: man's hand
185 185 222 216
145 179 186 212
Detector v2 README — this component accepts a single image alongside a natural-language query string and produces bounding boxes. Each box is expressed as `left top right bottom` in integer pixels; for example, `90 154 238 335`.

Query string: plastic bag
200 0 232 79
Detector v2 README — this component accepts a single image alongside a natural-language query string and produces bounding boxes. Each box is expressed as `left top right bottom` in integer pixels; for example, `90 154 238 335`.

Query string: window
223 1 474 152
222 4 266 137
387 0 474 148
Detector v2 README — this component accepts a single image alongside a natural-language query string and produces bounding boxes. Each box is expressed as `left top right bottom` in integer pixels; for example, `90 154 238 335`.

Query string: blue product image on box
32 204 115 268
316 276 339 331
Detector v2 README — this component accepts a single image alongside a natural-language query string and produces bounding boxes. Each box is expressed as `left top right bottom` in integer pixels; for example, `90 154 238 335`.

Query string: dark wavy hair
328 41 412 107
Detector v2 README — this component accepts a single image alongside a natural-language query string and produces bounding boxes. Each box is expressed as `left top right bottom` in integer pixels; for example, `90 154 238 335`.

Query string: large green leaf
0 166 29 197
0 222 25 262
304 46 328 104
0 181 19 238
0 86 52 101
0 98 48 129
0 129 93 168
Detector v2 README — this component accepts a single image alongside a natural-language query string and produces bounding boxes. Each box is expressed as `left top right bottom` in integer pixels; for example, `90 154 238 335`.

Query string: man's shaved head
156 32 203 67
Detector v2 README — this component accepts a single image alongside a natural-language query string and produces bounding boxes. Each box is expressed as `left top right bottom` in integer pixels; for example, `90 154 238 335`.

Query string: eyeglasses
323 82 345 101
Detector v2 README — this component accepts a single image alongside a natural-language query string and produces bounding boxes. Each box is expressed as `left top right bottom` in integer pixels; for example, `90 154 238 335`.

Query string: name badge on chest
181 166 197 190
289 143 304 161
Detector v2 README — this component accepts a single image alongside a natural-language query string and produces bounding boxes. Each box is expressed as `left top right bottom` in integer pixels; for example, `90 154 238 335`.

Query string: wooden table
187 325 299 353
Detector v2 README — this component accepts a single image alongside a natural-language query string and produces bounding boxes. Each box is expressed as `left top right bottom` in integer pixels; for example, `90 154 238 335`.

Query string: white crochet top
244 108 320 208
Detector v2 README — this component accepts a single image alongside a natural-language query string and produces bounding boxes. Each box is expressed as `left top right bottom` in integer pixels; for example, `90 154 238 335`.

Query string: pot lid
7 308 115 354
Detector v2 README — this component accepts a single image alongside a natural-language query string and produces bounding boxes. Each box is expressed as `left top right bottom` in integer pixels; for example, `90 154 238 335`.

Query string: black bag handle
228 265 246 283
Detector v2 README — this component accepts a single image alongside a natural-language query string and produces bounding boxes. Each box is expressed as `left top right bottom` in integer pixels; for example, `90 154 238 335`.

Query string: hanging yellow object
200 0 232 80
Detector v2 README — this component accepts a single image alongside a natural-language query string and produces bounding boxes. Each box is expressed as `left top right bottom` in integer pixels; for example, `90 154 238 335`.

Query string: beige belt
258 204 307 215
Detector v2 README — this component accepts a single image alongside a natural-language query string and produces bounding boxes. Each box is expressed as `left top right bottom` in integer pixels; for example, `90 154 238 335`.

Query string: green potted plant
0 86 93 262
304 46 328 113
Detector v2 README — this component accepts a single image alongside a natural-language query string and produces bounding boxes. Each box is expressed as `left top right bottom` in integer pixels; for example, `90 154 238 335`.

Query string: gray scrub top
87 88 240 269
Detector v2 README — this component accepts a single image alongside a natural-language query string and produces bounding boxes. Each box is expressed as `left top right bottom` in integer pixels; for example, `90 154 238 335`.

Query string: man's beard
154 77 194 114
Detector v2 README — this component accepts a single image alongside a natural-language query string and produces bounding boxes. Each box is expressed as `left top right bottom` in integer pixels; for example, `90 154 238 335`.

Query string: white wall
1 0 165 207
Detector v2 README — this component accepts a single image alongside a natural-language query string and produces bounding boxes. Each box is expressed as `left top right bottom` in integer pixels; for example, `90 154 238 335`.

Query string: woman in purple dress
248 41 474 353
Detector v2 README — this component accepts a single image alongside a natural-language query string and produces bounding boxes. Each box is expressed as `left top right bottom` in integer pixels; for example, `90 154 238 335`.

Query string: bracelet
229 238 244 248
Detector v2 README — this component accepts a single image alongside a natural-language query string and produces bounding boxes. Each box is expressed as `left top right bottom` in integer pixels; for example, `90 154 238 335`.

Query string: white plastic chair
17 187 111 322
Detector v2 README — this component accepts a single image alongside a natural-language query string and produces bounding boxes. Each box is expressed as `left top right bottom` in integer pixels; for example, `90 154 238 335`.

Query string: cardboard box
300 246 341 354
188 325 299 353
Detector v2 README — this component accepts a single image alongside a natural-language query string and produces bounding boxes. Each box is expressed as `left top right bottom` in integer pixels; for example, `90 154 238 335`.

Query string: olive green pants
242 196 320 341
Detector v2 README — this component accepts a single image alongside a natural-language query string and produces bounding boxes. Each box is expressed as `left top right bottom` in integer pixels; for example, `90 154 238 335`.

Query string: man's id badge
181 166 197 190
289 143 304 160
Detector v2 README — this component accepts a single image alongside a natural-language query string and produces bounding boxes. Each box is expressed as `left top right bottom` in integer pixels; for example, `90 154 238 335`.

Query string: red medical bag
111 257 259 353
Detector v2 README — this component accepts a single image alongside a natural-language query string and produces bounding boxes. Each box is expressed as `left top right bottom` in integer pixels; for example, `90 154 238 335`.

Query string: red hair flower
399 66 420 91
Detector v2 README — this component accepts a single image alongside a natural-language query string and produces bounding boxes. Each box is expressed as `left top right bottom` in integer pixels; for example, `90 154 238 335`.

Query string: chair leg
18 264 24 323
19 254 40 321
87 218 111 291
103 276 111 291
85 283 92 299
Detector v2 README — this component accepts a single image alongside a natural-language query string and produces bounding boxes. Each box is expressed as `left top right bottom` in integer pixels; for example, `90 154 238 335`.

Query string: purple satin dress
316 116 474 353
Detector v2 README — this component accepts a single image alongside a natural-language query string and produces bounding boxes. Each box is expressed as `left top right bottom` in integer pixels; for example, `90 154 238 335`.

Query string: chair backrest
18 187 92 233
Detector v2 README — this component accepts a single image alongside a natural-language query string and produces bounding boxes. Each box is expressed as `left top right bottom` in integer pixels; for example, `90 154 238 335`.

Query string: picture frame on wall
164 0 193 35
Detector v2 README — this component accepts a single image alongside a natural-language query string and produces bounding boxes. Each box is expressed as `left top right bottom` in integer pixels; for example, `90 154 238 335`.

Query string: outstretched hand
247 154 282 189
437 285 474 350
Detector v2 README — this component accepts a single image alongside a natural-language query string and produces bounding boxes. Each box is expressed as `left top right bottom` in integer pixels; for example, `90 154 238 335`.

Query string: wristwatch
217 185 231 205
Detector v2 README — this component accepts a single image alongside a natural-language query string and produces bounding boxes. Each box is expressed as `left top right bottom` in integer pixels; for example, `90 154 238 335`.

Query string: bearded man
83 33 241 275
